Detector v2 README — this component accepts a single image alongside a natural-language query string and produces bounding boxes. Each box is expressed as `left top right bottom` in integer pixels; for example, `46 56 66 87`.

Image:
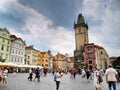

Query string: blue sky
0 0 120 57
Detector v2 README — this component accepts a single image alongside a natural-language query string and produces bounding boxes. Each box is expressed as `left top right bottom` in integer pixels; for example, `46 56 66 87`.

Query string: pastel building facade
0 28 11 62
10 35 26 65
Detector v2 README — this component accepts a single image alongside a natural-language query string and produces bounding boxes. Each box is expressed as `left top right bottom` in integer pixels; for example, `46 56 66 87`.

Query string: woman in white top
93 67 102 90
2 68 8 86
55 69 63 90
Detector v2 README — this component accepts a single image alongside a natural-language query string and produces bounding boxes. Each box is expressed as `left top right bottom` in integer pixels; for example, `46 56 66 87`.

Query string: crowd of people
0 65 120 90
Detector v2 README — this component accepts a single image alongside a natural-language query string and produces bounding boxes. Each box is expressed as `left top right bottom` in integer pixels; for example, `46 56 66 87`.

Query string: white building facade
10 35 26 65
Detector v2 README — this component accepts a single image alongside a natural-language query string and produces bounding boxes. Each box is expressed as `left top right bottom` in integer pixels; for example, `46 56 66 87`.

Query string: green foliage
113 56 120 69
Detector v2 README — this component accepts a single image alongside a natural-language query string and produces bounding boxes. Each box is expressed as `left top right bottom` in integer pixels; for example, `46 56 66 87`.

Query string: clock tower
74 13 89 69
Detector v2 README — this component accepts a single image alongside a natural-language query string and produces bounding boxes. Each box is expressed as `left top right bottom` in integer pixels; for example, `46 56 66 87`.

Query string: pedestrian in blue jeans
106 65 118 90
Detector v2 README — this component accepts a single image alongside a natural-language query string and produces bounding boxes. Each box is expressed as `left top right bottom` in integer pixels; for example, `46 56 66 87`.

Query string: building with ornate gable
10 35 26 65
84 43 109 69
53 52 69 69
37 50 53 68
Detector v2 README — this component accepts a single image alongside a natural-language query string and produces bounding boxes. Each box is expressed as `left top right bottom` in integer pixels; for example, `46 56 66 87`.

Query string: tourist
81 68 86 82
28 68 33 81
106 65 118 90
93 67 102 90
34 67 40 82
2 67 8 86
55 68 63 90
85 68 90 82
69 67 74 79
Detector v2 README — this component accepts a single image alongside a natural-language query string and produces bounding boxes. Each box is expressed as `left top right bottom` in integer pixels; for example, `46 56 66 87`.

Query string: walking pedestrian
55 68 63 90
93 67 102 90
34 67 41 82
81 68 86 82
70 67 74 79
85 68 90 82
28 68 33 81
73 69 77 79
106 65 118 90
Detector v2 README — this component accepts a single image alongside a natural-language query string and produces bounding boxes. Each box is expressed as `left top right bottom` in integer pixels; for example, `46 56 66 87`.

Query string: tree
113 56 120 69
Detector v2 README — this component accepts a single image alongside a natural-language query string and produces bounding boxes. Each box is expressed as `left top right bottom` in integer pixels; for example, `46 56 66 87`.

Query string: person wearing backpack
55 68 63 90
93 67 102 90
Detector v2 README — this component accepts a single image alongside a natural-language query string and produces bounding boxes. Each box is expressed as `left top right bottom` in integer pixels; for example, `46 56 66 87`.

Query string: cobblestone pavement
0 73 120 90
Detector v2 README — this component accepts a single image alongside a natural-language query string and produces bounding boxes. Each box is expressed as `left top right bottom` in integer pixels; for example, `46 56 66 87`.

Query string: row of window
39 59 48 62
0 38 10 44
12 49 24 55
12 42 24 49
0 32 9 38
11 57 23 63
0 45 10 51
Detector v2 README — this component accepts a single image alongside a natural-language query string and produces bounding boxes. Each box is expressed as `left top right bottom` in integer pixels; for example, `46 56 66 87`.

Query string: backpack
98 72 103 82
54 74 57 81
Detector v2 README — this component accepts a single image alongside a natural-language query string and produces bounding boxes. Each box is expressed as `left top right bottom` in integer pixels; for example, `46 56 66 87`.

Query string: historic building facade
53 52 68 70
67 57 74 70
0 28 11 62
10 35 26 65
74 14 89 69
37 51 53 68
84 43 109 69
25 45 38 65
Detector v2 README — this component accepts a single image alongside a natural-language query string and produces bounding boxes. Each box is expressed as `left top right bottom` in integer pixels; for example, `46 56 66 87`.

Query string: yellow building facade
95 45 109 69
37 52 49 68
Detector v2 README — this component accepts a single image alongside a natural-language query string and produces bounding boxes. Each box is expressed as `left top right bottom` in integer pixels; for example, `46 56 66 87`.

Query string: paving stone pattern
0 73 120 90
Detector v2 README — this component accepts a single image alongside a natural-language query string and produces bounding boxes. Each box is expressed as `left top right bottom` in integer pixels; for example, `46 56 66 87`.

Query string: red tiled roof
10 34 18 39
25 45 34 49
40 52 48 54
56 53 65 58
95 45 103 49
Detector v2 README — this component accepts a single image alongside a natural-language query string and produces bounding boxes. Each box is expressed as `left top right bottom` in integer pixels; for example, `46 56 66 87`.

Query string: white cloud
2 0 75 56
76 0 120 56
